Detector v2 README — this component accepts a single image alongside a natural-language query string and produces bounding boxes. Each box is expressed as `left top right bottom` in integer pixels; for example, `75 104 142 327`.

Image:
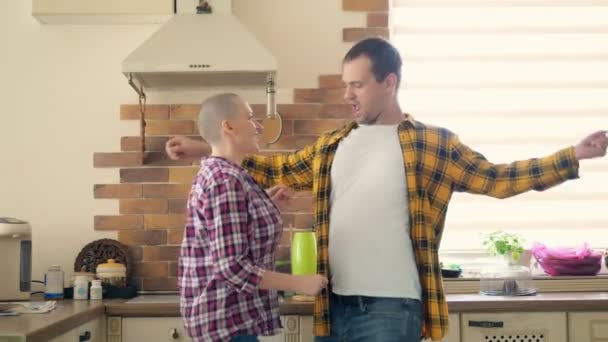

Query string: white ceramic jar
96 259 126 287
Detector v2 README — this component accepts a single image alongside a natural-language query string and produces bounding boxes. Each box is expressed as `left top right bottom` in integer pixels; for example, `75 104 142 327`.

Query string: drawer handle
79 331 91 341
171 328 179 339
468 320 504 328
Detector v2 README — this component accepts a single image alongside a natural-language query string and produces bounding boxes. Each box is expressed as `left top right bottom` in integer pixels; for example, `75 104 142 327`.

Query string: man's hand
574 131 608 160
266 185 294 207
165 136 208 160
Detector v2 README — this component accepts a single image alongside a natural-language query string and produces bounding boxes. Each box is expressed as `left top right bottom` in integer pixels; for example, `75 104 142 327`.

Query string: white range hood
122 0 277 91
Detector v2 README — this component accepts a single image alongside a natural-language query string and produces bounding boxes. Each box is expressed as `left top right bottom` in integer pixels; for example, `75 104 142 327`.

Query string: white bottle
44 265 64 299
90 280 102 300
73 275 88 300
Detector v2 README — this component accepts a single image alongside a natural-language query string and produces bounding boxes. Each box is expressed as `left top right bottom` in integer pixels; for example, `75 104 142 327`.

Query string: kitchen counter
104 296 315 317
104 292 608 316
0 300 105 342
447 291 608 312
4 292 608 341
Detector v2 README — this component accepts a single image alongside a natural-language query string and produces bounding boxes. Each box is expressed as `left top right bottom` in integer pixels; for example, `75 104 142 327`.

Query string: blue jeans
314 292 423 342
231 335 259 342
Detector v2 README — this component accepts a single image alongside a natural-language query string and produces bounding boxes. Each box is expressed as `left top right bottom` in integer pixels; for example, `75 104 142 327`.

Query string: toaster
0 217 32 301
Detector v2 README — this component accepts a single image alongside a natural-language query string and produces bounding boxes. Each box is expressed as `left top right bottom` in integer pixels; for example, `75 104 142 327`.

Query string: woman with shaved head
178 93 328 342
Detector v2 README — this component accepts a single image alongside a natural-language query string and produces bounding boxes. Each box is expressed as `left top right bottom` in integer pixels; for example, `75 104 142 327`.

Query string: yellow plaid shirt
243 116 579 340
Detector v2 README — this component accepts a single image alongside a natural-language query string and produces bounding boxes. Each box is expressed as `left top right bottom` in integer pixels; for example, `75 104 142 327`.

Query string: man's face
342 56 392 125
224 99 263 154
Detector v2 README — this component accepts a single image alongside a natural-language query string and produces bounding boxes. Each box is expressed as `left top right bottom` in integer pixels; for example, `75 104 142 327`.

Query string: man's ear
384 73 398 93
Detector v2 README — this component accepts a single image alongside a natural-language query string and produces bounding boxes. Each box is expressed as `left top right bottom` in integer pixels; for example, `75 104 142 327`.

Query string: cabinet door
122 317 191 342
423 314 460 342
569 312 608 342
461 312 566 342
77 317 106 342
48 317 105 342
32 0 173 15
259 334 284 342
32 0 173 24
49 329 78 342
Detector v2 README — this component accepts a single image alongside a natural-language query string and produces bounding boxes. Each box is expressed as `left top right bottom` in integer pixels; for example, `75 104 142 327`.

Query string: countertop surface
4 292 608 341
446 291 608 312
105 292 608 316
0 300 105 342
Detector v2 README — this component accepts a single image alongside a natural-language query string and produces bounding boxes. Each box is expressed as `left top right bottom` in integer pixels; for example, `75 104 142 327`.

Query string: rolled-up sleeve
202 177 264 294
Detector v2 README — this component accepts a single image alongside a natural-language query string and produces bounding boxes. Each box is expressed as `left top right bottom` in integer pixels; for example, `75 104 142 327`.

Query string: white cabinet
115 316 308 342
461 312 567 342
49 317 106 342
568 312 608 342
32 0 173 24
276 316 313 342
423 314 460 342
122 317 191 341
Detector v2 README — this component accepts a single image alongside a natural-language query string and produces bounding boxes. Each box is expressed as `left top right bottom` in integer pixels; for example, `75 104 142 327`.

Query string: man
179 93 327 342
168 38 608 341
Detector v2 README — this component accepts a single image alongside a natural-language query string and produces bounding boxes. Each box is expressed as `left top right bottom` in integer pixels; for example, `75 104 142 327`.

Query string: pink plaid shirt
179 156 283 341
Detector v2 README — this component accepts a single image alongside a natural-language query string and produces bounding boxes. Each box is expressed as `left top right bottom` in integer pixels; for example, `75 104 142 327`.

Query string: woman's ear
219 119 235 139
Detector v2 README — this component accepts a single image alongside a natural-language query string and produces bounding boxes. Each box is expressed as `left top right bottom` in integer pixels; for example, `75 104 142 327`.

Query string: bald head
197 93 242 145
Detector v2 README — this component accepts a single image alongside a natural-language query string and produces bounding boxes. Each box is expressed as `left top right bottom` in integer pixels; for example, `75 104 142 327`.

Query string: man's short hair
343 37 402 89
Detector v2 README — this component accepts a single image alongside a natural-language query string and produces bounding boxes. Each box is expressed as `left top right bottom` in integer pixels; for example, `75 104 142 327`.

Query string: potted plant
483 231 525 266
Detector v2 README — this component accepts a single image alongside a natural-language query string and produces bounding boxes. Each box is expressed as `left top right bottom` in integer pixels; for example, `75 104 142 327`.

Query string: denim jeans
314 292 423 342
231 335 259 342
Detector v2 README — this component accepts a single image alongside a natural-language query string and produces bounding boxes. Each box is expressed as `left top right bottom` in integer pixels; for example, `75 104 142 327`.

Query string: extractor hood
122 0 277 91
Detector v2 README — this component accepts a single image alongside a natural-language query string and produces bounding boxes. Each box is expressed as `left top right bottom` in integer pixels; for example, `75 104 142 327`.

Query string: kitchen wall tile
168 199 187 214
143 246 180 261
170 104 201 120
294 119 348 135
94 184 142 198
167 229 185 245
293 88 345 104
120 168 169 183
118 230 167 245
318 75 344 89
120 104 170 120
94 215 143 230
145 120 195 136
119 199 168 214
134 261 168 277
342 0 388 12
121 136 168 152
143 184 191 198
93 152 143 167
367 12 388 27
169 167 199 183
143 277 177 291
144 214 186 230
343 27 389 42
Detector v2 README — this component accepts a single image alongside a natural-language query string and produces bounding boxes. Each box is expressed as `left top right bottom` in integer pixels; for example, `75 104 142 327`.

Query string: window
390 1 608 252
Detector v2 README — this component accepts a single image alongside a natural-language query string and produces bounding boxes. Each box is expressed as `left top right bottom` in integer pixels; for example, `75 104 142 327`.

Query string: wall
0 0 373 288
92 1 387 290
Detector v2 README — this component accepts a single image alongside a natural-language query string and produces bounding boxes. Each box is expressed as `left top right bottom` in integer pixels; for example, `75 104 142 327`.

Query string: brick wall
93 0 388 291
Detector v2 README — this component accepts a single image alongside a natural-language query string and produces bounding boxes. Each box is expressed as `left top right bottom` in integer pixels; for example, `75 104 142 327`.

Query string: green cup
291 231 317 275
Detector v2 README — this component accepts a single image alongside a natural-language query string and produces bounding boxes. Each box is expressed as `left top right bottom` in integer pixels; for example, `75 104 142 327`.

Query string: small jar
70 272 95 287
96 259 126 287
44 265 64 299
73 275 89 300
90 280 103 300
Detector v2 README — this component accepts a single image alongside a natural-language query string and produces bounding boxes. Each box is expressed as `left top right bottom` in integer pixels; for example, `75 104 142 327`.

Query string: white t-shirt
328 124 421 299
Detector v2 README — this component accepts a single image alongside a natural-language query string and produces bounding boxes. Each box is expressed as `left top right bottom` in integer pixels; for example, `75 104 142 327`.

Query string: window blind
390 0 608 250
